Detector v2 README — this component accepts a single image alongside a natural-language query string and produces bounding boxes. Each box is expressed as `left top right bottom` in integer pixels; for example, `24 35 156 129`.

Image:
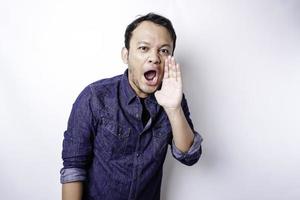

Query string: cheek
128 54 146 72
128 64 142 79
160 59 166 70
129 51 146 60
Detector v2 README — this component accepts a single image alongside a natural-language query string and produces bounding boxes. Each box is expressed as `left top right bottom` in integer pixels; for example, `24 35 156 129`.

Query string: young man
61 13 203 200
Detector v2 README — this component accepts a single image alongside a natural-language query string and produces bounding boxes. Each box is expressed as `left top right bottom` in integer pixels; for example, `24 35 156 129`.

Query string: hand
155 56 183 111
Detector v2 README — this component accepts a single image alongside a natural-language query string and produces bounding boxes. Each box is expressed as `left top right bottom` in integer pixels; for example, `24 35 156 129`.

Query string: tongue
144 71 156 80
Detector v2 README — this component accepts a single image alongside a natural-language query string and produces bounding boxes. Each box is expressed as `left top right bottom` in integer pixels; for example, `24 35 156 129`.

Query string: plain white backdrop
1 0 300 199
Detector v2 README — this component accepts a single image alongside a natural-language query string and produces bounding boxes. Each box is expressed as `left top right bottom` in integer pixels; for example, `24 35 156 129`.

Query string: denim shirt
60 70 203 200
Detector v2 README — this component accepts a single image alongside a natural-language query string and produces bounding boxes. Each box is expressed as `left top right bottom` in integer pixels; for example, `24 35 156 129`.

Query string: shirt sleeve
171 132 203 166
170 94 203 166
60 85 97 183
60 168 87 184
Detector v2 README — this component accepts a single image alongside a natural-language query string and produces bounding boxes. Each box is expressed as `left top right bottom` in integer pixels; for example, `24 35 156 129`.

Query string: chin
141 85 158 95
145 87 158 94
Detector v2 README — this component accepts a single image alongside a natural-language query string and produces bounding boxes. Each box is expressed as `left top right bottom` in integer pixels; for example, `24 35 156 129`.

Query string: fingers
170 57 176 79
164 56 180 81
164 57 169 79
176 63 181 82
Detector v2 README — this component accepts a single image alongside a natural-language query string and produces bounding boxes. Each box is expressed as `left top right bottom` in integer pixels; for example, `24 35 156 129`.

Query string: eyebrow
137 41 171 48
160 44 171 48
137 41 151 45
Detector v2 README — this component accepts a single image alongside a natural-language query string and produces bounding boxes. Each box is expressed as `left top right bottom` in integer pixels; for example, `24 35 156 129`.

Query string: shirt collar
121 69 138 105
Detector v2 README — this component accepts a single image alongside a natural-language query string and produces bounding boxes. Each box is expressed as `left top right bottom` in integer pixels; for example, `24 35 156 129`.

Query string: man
61 13 203 200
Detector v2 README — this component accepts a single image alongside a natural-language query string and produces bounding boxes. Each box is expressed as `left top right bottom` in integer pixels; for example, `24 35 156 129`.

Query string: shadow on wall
177 43 220 170
160 45 222 198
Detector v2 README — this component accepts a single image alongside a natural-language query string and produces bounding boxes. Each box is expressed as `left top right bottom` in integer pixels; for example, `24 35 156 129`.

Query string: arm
155 56 194 152
164 106 194 152
155 56 202 165
60 86 96 198
62 182 83 200
169 95 203 165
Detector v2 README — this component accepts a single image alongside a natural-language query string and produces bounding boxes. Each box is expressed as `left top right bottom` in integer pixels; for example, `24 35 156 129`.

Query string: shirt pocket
96 117 131 160
152 124 171 162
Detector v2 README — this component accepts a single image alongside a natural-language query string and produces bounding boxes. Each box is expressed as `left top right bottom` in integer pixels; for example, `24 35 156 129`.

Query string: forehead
130 21 173 45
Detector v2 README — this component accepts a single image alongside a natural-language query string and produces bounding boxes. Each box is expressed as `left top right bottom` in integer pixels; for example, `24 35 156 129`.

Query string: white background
1 0 300 199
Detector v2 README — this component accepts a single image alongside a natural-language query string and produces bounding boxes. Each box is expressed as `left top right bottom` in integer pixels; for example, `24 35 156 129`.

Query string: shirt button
135 114 139 118
136 153 140 157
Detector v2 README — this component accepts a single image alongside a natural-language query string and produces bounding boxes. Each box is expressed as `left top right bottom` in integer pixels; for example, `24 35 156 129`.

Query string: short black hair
124 13 177 53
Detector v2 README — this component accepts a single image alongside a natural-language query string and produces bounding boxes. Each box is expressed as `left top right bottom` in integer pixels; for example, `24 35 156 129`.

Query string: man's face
122 21 174 98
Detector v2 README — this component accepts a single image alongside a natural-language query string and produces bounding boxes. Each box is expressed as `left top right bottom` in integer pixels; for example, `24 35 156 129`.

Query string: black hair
124 13 177 53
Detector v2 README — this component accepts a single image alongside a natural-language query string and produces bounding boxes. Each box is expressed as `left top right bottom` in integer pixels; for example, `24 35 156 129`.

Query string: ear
121 47 129 64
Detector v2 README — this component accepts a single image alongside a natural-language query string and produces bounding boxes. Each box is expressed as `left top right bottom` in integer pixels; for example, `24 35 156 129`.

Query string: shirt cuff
60 168 87 184
171 132 203 160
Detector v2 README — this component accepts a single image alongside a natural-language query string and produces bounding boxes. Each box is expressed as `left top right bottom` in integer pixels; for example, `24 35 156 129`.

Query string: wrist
164 106 183 118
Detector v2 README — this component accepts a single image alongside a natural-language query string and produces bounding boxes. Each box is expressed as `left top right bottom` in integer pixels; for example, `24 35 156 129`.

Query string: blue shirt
60 70 203 200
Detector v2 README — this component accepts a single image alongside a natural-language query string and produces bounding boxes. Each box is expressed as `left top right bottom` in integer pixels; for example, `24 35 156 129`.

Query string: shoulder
74 73 123 101
81 73 123 98
73 73 123 112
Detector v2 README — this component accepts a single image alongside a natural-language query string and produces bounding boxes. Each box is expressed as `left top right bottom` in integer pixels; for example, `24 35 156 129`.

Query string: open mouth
144 70 157 81
144 70 159 86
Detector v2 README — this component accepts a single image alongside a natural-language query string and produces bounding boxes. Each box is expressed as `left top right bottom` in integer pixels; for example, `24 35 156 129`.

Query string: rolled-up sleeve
60 86 96 183
171 132 203 166
170 94 203 166
60 168 87 184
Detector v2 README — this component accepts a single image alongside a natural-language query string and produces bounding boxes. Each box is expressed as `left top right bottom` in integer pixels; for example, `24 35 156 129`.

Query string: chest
93 108 172 162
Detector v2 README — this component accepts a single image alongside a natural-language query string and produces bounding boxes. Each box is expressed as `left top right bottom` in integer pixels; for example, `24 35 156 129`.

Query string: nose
148 50 161 65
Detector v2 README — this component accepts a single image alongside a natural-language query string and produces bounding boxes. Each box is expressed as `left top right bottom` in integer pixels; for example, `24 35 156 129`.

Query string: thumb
154 90 159 99
154 90 163 106
154 90 162 100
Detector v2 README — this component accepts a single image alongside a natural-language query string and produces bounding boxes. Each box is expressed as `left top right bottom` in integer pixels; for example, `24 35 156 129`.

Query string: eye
138 46 149 52
160 48 170 55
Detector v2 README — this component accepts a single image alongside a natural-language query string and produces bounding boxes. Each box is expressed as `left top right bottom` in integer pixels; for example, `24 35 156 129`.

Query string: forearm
62 182 83 200
165 106 194 152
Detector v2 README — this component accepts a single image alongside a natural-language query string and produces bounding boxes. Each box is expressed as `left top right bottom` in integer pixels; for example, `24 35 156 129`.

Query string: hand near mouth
154 56 183 112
